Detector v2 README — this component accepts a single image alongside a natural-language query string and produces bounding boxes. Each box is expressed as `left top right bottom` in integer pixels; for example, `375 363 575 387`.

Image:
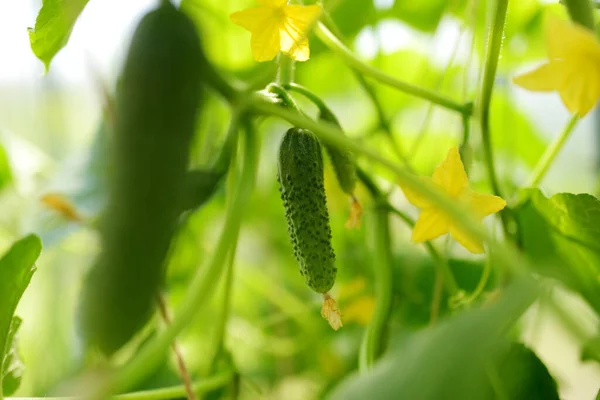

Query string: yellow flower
230 0 321 62
513 16 600 117
399 147 506 254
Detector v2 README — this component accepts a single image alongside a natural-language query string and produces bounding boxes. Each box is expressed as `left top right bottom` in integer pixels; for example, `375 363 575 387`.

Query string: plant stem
429 266 444 325
266 83 303 114
277 54 295 86
526 115 579 187
89 118 260 399
479 0 508 200
320 13 412 167
286 83 413 170
285 83 329 112
563 0 596 29
209 239 238 373
248 97 527 278
461 258 492 306
156 294 196 400
314 23 470 115
359 203 393 372
8 370 234 400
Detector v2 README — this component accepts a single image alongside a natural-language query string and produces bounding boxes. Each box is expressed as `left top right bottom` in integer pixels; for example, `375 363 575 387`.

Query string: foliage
0 0 597 399
0 236 42 398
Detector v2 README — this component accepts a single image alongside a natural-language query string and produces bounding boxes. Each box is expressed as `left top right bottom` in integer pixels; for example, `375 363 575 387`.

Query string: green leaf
28 0 90 71
2 317 23 397
0 235 42 398
328 279 538 400
581 332 600 364
495 343 559 400
515 190 600 313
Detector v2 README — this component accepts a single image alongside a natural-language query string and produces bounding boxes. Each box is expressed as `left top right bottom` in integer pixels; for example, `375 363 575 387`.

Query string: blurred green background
0 0 599 398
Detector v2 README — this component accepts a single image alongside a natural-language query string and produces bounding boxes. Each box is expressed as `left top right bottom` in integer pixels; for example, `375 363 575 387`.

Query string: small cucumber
278 128 337 293
78 1 204 354
318 108 357 196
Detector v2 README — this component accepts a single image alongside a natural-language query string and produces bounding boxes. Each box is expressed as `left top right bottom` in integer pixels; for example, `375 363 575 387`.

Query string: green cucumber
78 1 204 354
318 107 357 196
278 128 337 294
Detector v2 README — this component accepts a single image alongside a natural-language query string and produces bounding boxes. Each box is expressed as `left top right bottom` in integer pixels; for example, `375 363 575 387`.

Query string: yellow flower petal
230 6 282 62
257 0 286 7
464 190 506 219
412 208 450 243
514 15 600 116
432 147 468 198
399 176 435 209
449 223 484 254
250 17 282 62
546 15 600 60
513 61 567 92
280 5 321 62
230 7 276 32
558 59 600 116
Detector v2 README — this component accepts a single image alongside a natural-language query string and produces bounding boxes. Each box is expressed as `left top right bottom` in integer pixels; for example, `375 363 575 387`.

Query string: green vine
314 23 471 115
479 0 508 200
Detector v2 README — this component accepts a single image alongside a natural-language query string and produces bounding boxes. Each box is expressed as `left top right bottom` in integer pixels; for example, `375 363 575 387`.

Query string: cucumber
78 1 204 354
278 128 337 294
318 108 357 196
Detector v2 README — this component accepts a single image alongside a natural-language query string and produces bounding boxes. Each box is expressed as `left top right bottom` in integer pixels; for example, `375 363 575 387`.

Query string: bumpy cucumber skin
278 128 337 293
318 108 357 195
79 2 203 355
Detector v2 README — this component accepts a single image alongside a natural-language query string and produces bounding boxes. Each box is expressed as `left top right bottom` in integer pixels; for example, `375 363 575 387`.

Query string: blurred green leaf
491 93 546 168
28 0 90 71
0 235 42 398
387 0 448 32
0 143 12 193
581 331 600 364
328 279 537 400
391 256 497 328
495 342 559 400
325 0 377 39
2 317 23 397
516 190 600 313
